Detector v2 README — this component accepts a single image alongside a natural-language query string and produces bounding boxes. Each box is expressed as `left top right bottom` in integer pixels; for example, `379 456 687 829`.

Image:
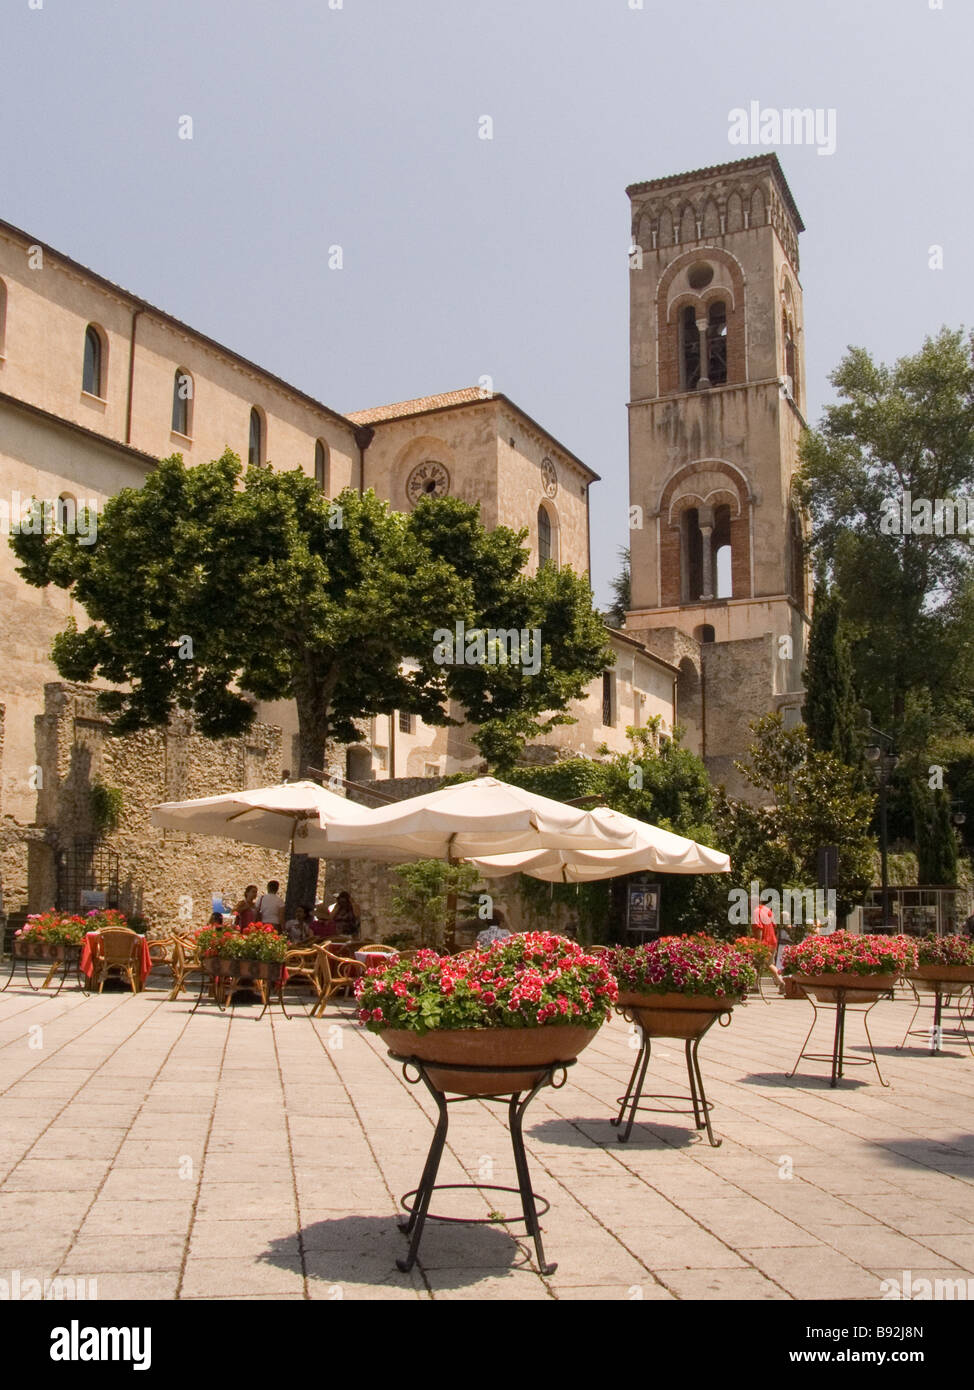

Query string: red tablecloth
79 932 153 989
355 950 400 969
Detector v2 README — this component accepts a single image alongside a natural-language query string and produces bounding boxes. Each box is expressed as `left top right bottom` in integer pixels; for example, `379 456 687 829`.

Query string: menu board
627 879 660 936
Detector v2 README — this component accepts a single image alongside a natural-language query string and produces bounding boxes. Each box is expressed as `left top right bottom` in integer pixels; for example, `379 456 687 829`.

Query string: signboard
627 878 660 937
80 889 106 911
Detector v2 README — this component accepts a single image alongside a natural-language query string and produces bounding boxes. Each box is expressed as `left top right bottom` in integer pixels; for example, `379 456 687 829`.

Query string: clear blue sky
2 0 969 605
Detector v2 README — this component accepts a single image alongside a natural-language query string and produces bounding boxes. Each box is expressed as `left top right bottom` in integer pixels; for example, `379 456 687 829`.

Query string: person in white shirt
255 881 286 928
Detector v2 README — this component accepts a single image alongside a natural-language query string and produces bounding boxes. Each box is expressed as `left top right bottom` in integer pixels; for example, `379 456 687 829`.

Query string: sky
1 0 970 605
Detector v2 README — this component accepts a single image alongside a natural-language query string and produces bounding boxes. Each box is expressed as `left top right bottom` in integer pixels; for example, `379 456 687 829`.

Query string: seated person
283 905 313 943
327 890 361 938
476 909 512 949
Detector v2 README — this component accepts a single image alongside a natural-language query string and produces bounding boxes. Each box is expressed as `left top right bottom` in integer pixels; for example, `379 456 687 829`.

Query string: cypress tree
802 580 860 765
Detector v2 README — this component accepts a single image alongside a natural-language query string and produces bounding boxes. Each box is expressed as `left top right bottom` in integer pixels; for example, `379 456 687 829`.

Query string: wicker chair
168 937 207 1001
145 937 178 989
311 949 361 1018
282 947 325 1009
89 928 141 994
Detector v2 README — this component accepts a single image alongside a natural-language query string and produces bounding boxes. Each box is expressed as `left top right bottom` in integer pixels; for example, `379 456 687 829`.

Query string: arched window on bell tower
789 506 806 610
681 507 703 601
707 302 728 385
783 312 799 400
679 307 701 392
713 504 732 598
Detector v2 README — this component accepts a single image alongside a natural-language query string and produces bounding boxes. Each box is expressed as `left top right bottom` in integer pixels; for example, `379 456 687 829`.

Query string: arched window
82 325 104 397
56 493 76 534
0 278 7 356
783 312 799 399
314 439 328 491
713 503 732 599
538 505 552 566
171 368 193 436
248 407 263 466
706 302 728 385
790 507 806 608
679 307 701 391
681 507 703 600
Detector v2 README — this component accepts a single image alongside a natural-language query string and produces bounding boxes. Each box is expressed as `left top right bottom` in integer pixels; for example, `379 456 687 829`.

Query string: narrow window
248 407 263 466
171 368 193 435
707 302 728 385
56 493 76 534
682 507 703 601
0 278 7 356
602 671 614 727
83 326 103 396
398 711 413 734
713 503 732 599
314 439 328 491
538 505 551 565
679 306 700 391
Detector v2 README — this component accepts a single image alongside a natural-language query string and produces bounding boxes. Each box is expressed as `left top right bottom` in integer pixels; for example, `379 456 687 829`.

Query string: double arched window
82 325 105 397
171 368 194 436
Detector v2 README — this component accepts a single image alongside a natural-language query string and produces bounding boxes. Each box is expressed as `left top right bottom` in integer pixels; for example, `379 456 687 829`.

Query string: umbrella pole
446 833 458 954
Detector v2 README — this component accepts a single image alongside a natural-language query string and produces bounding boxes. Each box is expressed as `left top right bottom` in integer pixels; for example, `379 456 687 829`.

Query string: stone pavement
1 971 973 1301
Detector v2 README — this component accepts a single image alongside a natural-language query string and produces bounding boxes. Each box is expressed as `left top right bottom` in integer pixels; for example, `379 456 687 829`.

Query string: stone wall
4 682 292 929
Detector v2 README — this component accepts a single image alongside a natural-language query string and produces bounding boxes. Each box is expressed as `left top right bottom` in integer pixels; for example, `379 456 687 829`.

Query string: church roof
346 388 487 425
626 154 804 234
347 388 600 481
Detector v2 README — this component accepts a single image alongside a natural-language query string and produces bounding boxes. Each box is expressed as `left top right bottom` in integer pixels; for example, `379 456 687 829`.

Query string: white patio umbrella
150 779 403 859
318 775 639 860
465 808 730 882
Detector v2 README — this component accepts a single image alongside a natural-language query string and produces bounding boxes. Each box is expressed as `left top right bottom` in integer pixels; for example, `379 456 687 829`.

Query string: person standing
233 884 258 928
255 881 286 930
752 896 783 992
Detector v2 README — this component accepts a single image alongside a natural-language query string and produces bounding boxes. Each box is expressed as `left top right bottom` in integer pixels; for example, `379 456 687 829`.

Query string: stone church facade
0 152 808 934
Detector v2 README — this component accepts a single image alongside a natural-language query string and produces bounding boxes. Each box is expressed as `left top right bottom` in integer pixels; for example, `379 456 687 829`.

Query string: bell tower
624 155 810 795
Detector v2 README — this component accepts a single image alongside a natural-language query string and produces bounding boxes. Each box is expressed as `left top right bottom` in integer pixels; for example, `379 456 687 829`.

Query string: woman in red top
233 884 258 929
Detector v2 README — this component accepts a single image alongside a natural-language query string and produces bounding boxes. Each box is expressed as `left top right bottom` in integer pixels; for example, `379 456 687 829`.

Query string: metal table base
898 981 974 1056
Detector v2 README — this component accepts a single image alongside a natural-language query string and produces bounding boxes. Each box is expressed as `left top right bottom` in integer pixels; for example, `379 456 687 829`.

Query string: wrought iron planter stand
2 944 86 995
612 1010 728 1147
789 984 890 1087
389 1052 574 1276
898 979 974 1056
193 958 289 1021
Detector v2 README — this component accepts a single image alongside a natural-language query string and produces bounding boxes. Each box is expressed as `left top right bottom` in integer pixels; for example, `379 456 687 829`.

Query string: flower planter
380 1024 599 1097
617 990 741 1039
906 965 974 993
15 941 74 961
788 972 897 1005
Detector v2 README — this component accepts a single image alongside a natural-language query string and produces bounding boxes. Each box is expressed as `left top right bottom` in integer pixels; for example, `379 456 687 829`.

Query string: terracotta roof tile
346 387 490 425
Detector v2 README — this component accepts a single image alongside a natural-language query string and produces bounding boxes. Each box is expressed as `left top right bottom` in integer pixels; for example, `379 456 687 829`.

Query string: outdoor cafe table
355 949 400 969
78 932 153 991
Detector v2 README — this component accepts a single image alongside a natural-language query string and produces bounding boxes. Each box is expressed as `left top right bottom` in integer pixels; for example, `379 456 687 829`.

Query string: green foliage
796 327 974 739
721 714 877 918
89 781 123 835
912 783 960 885
802 580 862 765
389 859 484 949
505 724 727 939
9 452 610 779
605 546 631 628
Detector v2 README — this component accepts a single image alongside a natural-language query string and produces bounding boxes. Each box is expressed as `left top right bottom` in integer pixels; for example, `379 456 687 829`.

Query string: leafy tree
507 722 727 938
912 783 960 885
10 451 610 908
722 714 877 918
388 859 483 950
802 579 862 765
796 327 974 739
605 547 631 628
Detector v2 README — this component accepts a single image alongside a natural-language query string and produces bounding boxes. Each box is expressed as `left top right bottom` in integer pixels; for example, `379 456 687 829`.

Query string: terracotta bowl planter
380 1025 600 1097
617 990 741 1039
907 965 974 994
787 973 898 1005
15 941 71 961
